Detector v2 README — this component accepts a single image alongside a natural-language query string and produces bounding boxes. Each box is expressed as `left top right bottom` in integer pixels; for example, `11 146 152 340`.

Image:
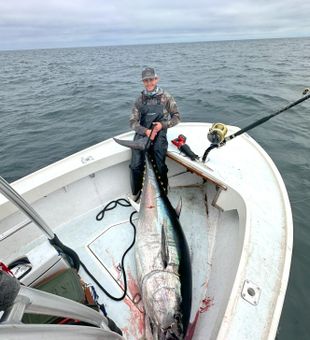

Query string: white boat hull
0 123 293 339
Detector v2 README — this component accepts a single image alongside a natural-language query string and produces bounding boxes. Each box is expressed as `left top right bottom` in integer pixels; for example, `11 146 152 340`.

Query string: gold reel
207 123 228 144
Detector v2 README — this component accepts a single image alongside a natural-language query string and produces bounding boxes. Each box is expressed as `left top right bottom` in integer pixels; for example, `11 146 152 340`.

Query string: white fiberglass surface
53 185 211 339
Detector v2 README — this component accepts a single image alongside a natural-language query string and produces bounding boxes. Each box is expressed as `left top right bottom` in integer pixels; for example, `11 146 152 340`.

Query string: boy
129 67 181 198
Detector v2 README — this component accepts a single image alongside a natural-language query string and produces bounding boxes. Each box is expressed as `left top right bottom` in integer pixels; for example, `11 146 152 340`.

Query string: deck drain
241 280 261 306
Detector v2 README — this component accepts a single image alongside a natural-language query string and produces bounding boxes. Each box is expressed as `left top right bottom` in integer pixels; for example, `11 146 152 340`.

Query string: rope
82 199 137 301
96 198 131 221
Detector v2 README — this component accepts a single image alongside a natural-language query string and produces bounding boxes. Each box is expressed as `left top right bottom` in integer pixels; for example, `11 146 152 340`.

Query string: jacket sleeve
162 92 181 130
129 98 147 136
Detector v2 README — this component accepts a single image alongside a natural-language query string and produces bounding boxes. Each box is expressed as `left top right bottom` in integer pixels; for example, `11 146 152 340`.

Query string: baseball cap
142 67 157 80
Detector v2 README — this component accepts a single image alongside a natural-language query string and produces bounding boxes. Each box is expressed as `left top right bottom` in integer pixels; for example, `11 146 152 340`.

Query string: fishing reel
207 123 228 144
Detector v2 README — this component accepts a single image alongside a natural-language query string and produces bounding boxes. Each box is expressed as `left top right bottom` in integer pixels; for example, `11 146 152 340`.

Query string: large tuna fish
135 156 192 339
114 137 192 339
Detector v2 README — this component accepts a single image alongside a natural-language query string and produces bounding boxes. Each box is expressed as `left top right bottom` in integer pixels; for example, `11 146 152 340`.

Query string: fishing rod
202 88 310 162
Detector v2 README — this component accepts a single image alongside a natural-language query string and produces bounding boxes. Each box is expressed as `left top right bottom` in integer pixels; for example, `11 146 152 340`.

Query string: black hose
89 207 137 301
50 198 136 301
96 198 131 221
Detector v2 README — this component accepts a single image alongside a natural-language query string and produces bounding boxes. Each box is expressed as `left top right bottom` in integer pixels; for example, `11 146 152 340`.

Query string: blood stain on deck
123 270 145 338
185 296 214 339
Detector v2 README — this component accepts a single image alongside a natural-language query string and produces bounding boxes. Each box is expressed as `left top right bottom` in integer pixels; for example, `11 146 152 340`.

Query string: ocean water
0 38 309 338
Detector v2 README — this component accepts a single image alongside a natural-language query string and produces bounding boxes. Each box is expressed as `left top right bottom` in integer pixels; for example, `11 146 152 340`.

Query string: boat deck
53 183 216 339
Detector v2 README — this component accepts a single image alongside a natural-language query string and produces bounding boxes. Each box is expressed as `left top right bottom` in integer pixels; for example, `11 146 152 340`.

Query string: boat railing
0 175 55 240
0 285 123 339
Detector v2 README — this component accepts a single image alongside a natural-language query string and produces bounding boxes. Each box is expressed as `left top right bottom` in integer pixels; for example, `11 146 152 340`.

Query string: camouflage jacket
130 88 181 135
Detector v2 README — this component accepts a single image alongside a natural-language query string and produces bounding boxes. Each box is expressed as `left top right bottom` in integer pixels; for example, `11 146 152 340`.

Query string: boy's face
143 77 159 92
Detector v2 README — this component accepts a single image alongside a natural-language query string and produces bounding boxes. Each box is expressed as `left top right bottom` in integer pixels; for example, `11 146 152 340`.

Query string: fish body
135 156 192 339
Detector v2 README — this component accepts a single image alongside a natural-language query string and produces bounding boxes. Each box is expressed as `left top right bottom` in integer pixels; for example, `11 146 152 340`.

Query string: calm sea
0 38 309 339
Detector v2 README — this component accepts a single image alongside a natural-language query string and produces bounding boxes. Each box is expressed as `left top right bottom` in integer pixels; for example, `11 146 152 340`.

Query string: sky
0 0 310 51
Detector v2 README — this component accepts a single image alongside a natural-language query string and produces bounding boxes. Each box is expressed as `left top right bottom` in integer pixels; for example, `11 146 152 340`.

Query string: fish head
143 272 184 338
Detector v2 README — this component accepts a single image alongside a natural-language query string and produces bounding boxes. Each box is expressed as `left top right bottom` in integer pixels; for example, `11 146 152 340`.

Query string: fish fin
175 197 182 218
114 137 149 150
127 195 140 212
161 225 169 269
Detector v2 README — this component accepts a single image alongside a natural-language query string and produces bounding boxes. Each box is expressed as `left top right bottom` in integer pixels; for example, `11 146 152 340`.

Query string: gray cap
142 67 157 80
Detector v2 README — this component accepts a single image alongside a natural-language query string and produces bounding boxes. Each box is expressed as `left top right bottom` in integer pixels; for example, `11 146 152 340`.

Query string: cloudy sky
1 0 310 50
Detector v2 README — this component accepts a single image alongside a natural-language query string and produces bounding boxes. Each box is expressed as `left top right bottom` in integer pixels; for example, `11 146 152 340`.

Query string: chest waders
130 95 169 195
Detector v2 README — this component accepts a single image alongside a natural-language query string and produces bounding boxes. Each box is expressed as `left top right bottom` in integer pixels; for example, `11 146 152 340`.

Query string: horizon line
1 35 309 53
